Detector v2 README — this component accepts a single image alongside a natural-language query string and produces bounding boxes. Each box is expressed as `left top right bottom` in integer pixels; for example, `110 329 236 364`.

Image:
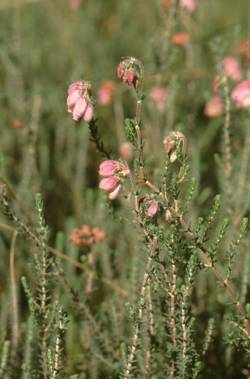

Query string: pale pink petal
67 90 81 113
231 80 250 109
117 62 126 79
99 160 119 177
147 200 159 217
99 176 119 192
163 136 174 154
83 104 94 123
72 97 87 121
68 81 81 95
108 185 121 200
127 68 135 85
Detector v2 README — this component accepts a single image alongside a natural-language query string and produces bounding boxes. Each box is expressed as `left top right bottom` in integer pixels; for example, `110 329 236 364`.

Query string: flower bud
163 131 186 162
163 136 175 155
147 200 159 217
108 184 121 200
231 80 250 109
99 160 119 177
117 58 142 89
99 176 119 192
223 57 242 82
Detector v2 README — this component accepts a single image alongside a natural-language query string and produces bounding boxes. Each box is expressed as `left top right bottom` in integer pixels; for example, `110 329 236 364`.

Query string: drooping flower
180 0 196 13
150 86 168 111
163 136 175 155
204 95 223 118
163 131 186 162
231 80 250 109
108 184 121 200
99 176 120 192
147 200 159 217
223 57 242 82
117 57 142 89
98 81 115 106
98 159 130 199
99 160 121 177
99 160 129 177
67 80 94 123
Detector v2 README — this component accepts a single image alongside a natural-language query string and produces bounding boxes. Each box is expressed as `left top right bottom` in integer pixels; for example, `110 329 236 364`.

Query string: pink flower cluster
98 160 130 200
67 80 94 122
139 194 174 222
221 54 250 109
117 58 140 89
70 224 107 248
163 131 186 162
139 195 159 217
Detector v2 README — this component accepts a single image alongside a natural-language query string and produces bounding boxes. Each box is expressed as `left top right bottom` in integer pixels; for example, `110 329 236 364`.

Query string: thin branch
10 230 19 358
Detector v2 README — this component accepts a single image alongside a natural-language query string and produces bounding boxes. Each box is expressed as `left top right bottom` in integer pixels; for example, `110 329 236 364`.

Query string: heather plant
0 0 250 378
